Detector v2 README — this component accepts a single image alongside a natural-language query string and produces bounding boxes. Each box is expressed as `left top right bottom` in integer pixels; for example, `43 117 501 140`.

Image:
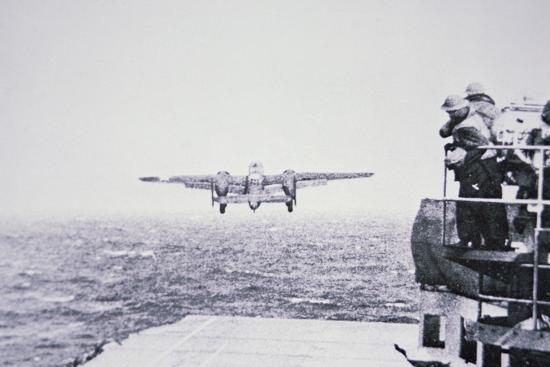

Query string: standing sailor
465 82 499 134
440 95 508 249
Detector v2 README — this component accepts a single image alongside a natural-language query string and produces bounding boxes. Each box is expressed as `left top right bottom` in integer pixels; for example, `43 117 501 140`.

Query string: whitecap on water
63 239 84 247
138 250 156 259
14 282 32 290
102 249 156 260
80 301 124 312
288 297 335 305
102 250 128 257
384 302 407 308
21 269 40 276
40 295 75 303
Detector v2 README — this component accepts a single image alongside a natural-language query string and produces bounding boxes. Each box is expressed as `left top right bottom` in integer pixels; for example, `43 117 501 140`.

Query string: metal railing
439 144 550 331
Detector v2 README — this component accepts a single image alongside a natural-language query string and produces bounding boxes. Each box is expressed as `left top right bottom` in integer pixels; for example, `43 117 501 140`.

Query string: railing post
443 152 448 247
533 147 544 330
478 274 483 320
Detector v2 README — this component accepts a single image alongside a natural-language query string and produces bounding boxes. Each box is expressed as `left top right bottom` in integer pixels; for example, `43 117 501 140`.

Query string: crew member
465 82 499 134
440 95 508 249
465 82 496 108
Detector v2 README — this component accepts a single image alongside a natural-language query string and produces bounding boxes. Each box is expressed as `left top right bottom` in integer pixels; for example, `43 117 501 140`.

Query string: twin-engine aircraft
139 161 373 213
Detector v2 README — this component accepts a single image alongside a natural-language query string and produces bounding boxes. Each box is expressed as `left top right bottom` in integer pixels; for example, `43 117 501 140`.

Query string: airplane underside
213 194 293 214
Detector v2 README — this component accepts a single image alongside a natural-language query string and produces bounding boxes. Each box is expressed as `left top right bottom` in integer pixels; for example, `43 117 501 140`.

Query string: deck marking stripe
197 342 227 367
147 316 218 367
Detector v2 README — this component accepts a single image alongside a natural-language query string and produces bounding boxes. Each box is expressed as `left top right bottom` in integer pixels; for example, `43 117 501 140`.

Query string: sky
1 0 550 218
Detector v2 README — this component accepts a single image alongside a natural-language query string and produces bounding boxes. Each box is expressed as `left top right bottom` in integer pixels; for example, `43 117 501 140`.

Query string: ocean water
0 213 418 366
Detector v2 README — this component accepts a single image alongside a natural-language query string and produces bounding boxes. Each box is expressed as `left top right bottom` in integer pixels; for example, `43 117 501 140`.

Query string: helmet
465 82 485 96
441 95 469 112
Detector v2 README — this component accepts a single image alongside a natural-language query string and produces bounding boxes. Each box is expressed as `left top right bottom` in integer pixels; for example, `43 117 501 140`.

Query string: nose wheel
219 204 227 214
286 201 293 213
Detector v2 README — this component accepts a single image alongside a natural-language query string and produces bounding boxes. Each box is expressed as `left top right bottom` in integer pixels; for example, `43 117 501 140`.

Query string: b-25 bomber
140 161 373 213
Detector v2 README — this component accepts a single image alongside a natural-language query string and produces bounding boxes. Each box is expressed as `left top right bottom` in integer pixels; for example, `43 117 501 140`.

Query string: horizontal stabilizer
261 195 291 203
214 194 292 204
222 195 249 204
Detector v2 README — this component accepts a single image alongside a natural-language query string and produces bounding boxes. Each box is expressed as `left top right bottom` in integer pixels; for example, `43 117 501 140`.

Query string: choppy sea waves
0 213 418 366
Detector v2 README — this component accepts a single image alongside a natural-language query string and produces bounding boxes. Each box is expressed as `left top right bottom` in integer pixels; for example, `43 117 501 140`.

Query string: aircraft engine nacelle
214 171 231 196
282 169 297 203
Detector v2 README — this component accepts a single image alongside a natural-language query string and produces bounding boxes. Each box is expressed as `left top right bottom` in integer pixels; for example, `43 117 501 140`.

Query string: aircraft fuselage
246 163 266 210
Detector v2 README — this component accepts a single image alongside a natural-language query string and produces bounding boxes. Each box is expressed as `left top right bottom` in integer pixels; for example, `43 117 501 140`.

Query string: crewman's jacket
467 94 499 133
444 112 500 187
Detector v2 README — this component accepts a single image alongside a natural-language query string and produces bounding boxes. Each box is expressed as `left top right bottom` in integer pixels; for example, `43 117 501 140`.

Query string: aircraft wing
263 175 285 185
296 179 327 188
263 172 373 186
140 175 248 189
296 172 374 181
139 175 214 190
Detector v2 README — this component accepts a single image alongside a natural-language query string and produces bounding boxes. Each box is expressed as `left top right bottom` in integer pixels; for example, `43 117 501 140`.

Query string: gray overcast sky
1 0 549 218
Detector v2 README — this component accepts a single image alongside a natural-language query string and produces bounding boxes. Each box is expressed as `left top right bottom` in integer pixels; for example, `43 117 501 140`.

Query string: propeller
293 175 297 206
211 180 214 207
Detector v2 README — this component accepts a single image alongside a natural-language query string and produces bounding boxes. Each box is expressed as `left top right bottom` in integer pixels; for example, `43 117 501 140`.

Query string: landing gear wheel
219 204 227 214
286 202 293 213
